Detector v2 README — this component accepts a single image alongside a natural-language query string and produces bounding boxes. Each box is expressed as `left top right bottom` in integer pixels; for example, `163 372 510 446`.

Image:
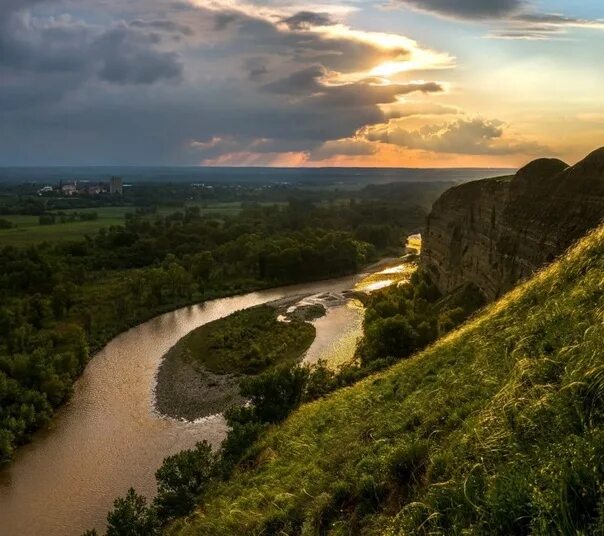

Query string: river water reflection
0 276 365 535
0 255 416 536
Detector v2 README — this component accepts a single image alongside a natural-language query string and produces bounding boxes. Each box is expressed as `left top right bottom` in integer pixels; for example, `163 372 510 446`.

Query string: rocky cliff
422 147 604 300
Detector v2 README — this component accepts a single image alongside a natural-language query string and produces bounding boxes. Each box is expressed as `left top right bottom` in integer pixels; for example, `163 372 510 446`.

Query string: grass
164 305 316 375
0 203 288 246
0 207 129 246
168 225 604 535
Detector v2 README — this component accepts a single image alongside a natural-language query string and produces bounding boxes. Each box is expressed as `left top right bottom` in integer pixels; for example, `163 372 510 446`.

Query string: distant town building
61 182 78 196
37 185 54 195
80 182 105 195
41 177 121 196
110 176 123 195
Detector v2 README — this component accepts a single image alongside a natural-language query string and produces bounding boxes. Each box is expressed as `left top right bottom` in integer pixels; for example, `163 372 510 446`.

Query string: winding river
0 274 370 536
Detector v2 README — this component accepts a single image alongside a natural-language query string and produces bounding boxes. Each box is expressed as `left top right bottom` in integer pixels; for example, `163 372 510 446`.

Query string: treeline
0 198 424 461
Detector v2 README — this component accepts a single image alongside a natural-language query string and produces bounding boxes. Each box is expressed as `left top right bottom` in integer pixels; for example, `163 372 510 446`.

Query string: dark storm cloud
396 0 603 39
0 0 45 19
94 26 183 85
0 10 183 88
263 65 327 94
397 0 524 20
213 9 410 73
214 13 238 31
264 65 443 107
0 1 445 164
281 11 335 30
243 57 270 80
130 19 193 35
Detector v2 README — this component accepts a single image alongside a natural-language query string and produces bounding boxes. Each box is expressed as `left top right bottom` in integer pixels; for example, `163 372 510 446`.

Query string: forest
0 192 427 461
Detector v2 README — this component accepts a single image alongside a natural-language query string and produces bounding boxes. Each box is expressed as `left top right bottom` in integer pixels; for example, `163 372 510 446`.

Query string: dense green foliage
167 306 315 375
358 273 484 365
0 196 423 462
164 225 604 535
154 442 216 521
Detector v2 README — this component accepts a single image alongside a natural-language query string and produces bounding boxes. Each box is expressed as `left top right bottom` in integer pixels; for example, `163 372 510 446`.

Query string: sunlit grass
168 226 604 535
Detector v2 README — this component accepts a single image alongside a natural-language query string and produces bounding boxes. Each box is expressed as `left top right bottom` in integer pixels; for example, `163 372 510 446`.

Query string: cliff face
422 147 604 300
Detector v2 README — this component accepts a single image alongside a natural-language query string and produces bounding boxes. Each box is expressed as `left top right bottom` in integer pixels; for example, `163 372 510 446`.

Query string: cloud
310 137 378 159
395 0 604 39
0 0 45 20
94 26 183 85
263 65 443 106
489 12 604 39
243 56 269 80
364 117 548 155
129 19 193 35
0 0 538 166
280 11 335 30
0 11 183 86
396 0 524 20
381 101 460 119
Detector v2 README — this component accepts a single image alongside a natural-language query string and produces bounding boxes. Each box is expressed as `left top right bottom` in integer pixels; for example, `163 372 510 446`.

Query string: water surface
0 276 360 536
0 252 418 536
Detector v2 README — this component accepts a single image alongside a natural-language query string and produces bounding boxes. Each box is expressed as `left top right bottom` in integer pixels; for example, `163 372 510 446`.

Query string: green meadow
0 208 129 246
0 203 285 246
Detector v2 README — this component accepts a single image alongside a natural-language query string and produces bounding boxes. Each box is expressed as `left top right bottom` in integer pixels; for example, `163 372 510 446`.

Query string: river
0 255 417 536
0 275 367 535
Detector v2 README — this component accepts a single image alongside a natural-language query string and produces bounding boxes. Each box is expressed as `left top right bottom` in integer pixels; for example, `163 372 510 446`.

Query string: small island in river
155 302 317 420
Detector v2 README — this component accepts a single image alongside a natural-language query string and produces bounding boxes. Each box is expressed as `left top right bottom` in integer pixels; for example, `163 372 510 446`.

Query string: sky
0 0 603 167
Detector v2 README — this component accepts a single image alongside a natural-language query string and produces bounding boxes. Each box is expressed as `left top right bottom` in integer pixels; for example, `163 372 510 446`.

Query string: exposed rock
422 148 604 301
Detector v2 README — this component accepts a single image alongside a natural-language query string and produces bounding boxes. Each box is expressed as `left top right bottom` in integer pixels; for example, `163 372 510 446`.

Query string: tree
191 251 214 283
154 441 215 519
106 488 157 536
218 420 265 477
361 315 418 365
240 364 310 424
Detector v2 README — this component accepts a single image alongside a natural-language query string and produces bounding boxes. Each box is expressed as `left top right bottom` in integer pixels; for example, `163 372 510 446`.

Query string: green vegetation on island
171 305 315 375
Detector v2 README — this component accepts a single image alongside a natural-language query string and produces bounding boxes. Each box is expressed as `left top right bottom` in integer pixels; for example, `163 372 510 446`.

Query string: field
0 207 130 246
0 202 286 247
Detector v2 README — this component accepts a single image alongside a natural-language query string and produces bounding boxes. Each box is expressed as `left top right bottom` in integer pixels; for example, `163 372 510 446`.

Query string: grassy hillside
169 225 604 535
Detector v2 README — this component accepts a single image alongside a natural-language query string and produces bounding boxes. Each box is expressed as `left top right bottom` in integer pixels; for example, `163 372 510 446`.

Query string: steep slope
169 225 604 535
422 148 604 300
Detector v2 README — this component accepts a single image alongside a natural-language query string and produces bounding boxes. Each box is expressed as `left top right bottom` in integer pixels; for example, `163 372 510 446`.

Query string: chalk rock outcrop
422 148 604 300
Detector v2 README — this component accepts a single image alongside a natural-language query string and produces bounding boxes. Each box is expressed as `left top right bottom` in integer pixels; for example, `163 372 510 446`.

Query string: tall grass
168 226 604 536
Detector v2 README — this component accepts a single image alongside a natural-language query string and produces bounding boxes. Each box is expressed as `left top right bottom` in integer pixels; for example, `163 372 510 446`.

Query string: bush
218 420 266 477
239 364 310 424
153 441 216 520
106 488 157 536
